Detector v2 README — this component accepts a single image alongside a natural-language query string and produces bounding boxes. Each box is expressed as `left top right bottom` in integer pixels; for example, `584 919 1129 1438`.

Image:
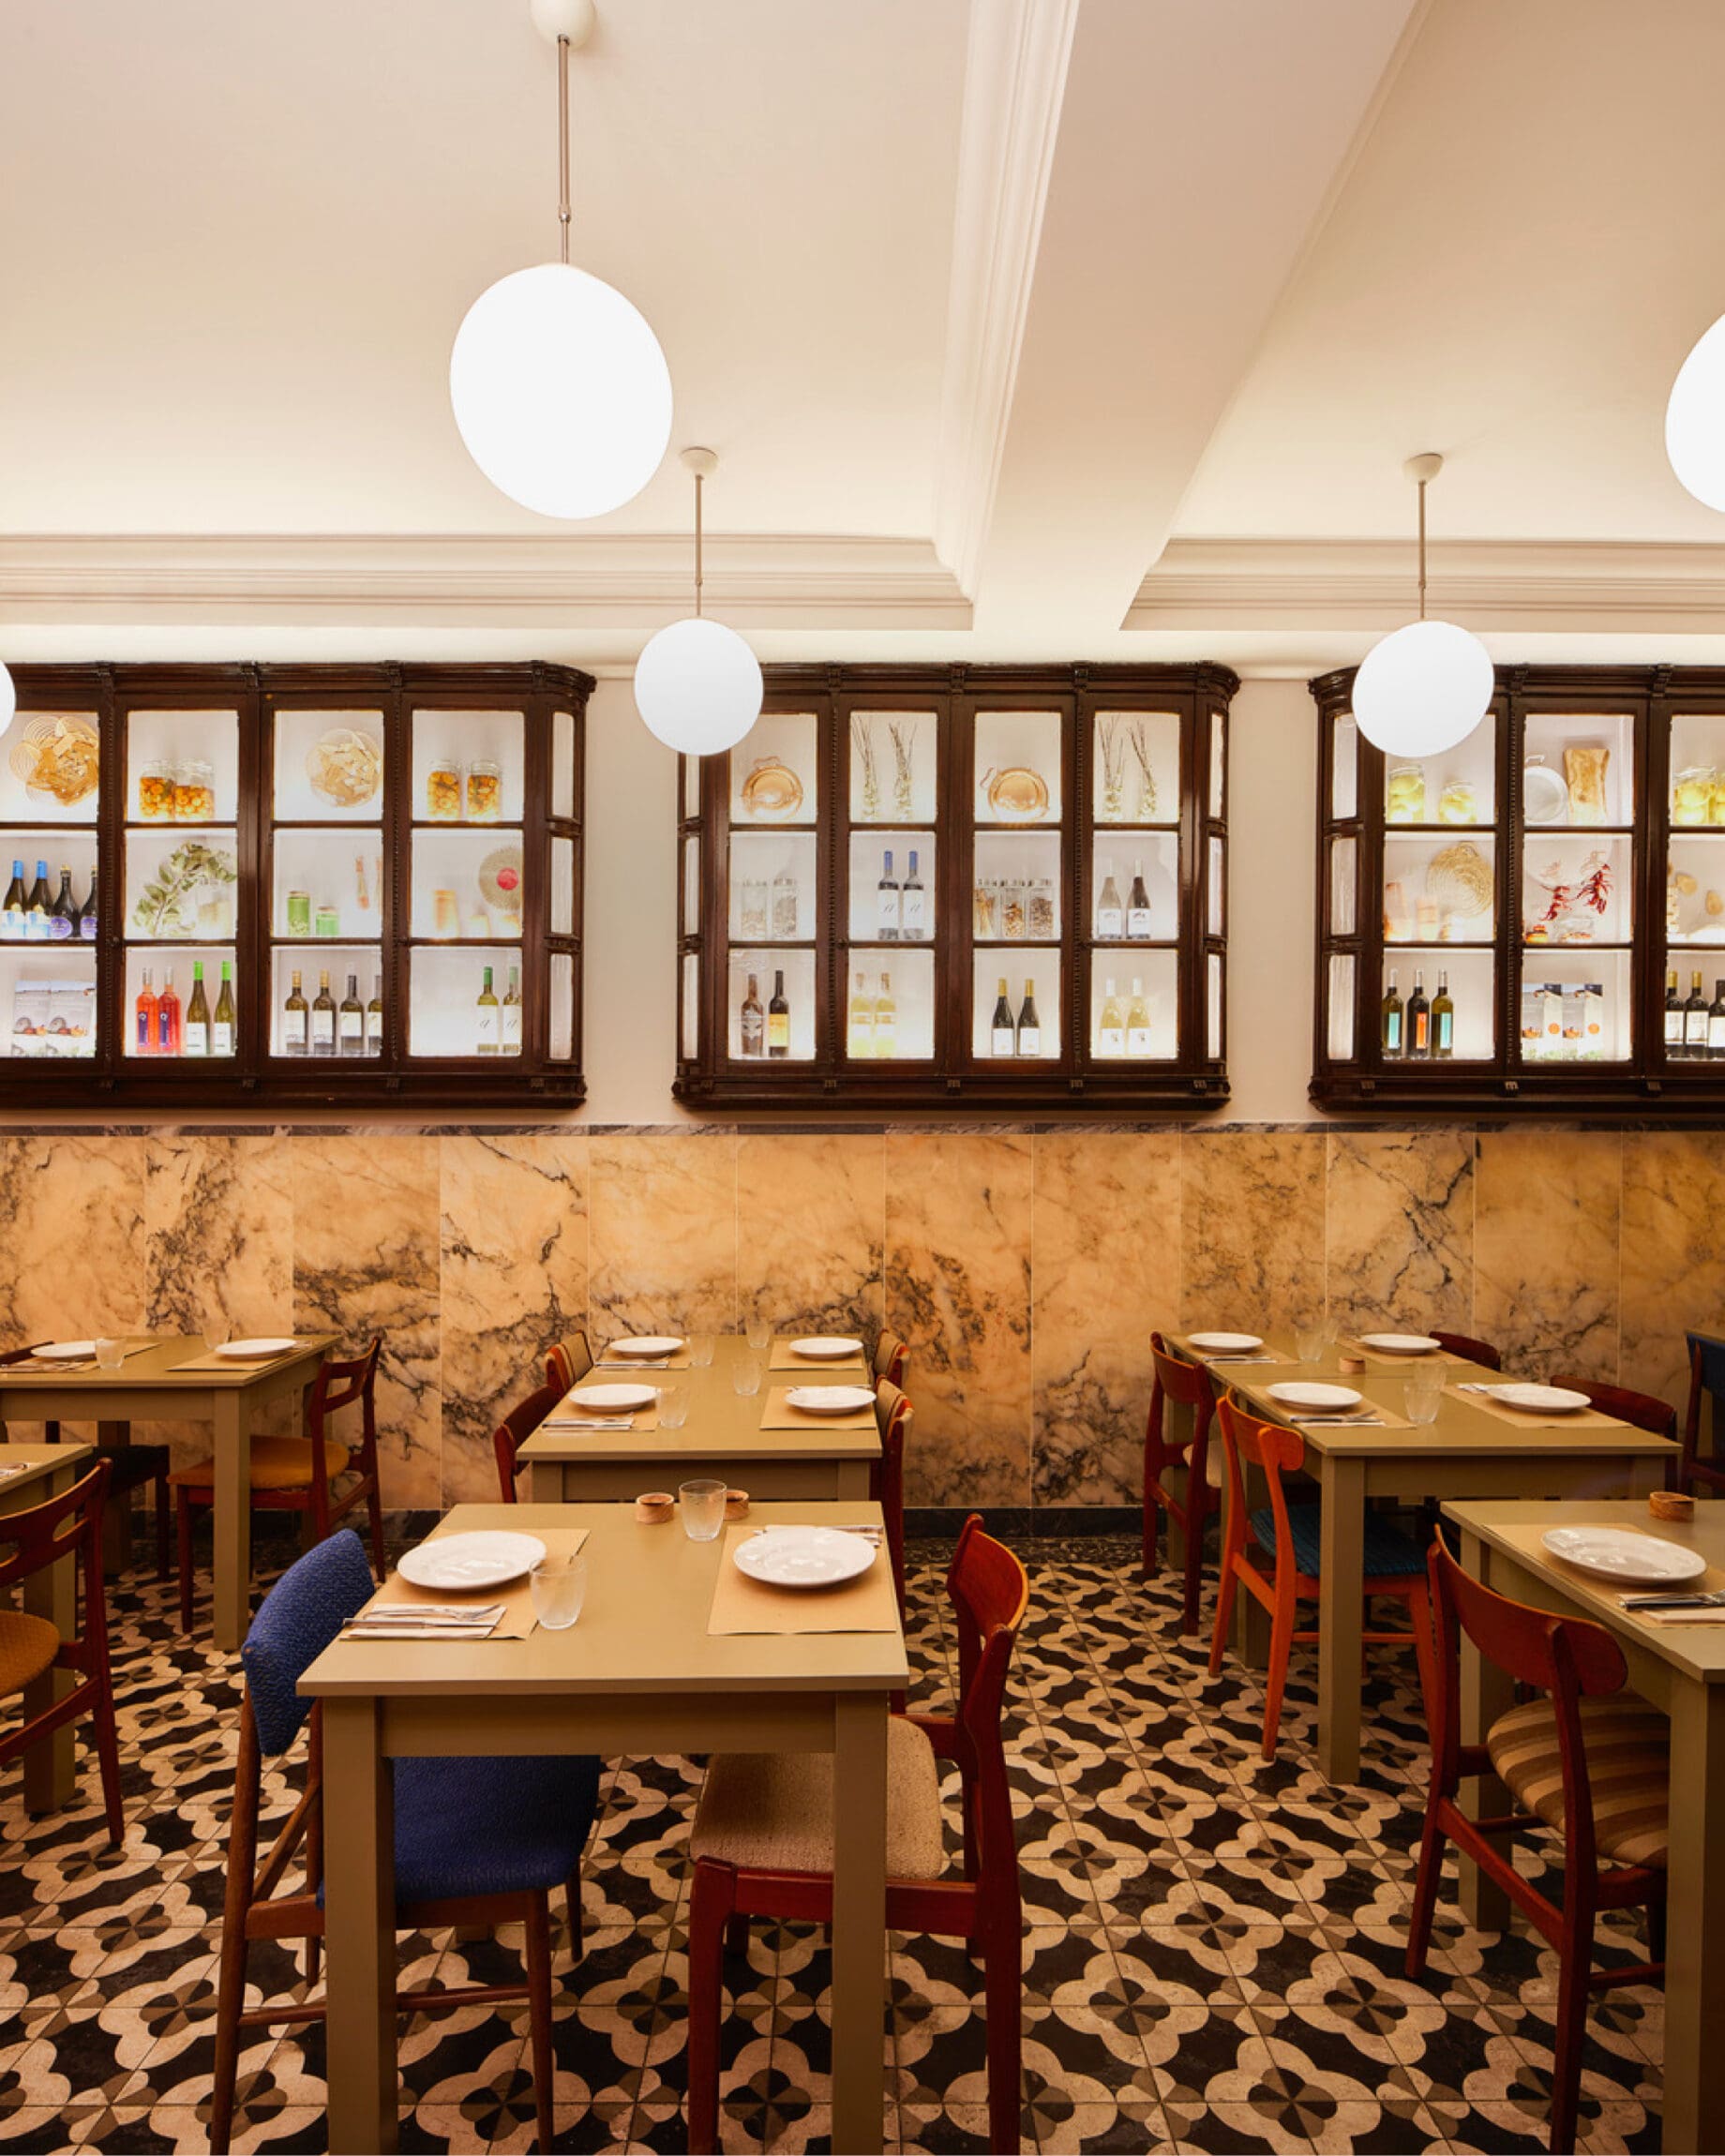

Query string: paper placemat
1170 1335 1295 1370
7 1337 158 1375
598 1342 692 1370
1281 1400 1415 1433
759 1385 878 1432
770 1340 868 1372
1341 1340 1450 1370
707 1523 900 1636
356 1525 591 1639
1492 1519 1725 1626
545 1394 662 1434
1446 1385 1624 1432
170 1340 312 1374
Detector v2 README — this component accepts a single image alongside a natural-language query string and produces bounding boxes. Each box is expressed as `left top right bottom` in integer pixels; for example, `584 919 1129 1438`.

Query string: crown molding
931 0 1079 600
0 532 970 632
1127 537 1725 633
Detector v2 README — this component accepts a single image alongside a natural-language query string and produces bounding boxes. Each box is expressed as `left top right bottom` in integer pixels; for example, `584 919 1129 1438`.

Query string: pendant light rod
530 0 596 263
1404 452 1443 621
681 445 719 620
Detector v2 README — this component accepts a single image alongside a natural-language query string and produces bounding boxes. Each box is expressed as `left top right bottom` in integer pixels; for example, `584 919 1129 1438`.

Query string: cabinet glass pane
1090 835 1178 942
1208 951 1222 1059
1384 835 1496 946
729 831 815 944
127 829 236 942
681 951 699 1060
972 951 1059 1060
268 947 382 1060
1088 952 1178 1061
2 951 96 1056
552 710 577 822
1208 836 1224 936
1329 836 1357 936
973 831 1059 943
1381 952 1493 1060
271 830 382 942
1328 954 1356 1061
124 947 237 1059
729 713 818 828
682 756 701 820
1093 711 1178 826
411 830 523 940
727 950 815 1059
1517 951 1630 1064
271 711 384 824
0 709 100 825
1522 712 1634 828
409 708 524 825
1669 715 1725 825
1208 716 1225 820
128 710 238 826
1383 720 1496 826
549 951 575 1061
844 950 933 1060
848 832 934 944
848 710 937 823
974 711 1061 825
1331 715 1358 821
1665 836 1725 954
1521 833 1630 945
1 833 99 938
408 946 521 1057
551 836 577 936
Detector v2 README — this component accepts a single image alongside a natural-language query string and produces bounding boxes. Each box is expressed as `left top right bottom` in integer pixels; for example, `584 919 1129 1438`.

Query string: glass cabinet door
972 707 1065 1068
405 707 525 1061
723 711 819 1065
845 708 937 1064
0 700 101 1062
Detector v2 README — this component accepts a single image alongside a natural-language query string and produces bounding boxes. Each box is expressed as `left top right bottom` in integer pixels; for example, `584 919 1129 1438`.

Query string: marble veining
1179 1130 1327 1334
1474 1131 1623 1384
588 1132 739 1339
1619 1130 1725 1411
1325 1130 1475 1339
736 1132 884 1340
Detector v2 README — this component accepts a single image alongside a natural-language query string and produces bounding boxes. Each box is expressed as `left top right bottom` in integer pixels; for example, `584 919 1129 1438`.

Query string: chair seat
692 1714 945 1880
1487 1696 1670 1870
1247 1500 1427 1580
170 1436 349 1493
0 1610 61 1696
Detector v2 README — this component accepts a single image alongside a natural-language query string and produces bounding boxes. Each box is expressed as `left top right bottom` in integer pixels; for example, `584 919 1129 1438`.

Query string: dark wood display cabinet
674 663 1237 1110
0 662 588 1107
1312 662 1725 1114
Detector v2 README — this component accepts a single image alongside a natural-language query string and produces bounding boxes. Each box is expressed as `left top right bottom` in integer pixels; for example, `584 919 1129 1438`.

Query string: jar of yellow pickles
465 756 502 824
427 757 462 822
1386 762 1426 822
1674 765 1715 825
172 758 215 822
1437 781 1478 825
138 758 175 821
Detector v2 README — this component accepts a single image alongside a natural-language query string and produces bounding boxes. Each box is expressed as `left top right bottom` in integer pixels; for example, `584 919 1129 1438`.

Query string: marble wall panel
440 1132 589 1505
736 1132 884 1340
1031 1130 1180 1505
1178 1130 1326 1334
1325 1130 1475 1339
588 1132 739 1338
885 1131 1032 1507
1620 1131 1725 1411
291 1132 442 1508
1474 1131 1622 1384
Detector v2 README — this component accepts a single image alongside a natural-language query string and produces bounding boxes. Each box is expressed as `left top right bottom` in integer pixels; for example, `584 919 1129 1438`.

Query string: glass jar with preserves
465 756 502 824
138 757 175 821
739 878 769 939
1001 880 1028 940
1386 761 1426 822
427 757 463 822
1028 878 1057 939
1437 781 1478 825
172 758 215 822
1673 765 1715 825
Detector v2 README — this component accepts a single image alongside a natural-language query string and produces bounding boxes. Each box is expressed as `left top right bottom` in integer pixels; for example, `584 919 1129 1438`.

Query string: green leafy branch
129 840 236 937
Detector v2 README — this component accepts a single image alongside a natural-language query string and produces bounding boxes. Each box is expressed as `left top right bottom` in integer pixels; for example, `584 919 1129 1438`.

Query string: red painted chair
544 1331 592 1396
1406 1535 1667 2156
1549 1375 1676 1441
873 1328 908 1389
1681 1332 1725 1498
873 1377 912 1620
1208 1393 1436 1759
684 1515 1028 2156
1431 1331 1504 1371
492 1380 567 1504
1143 1334 1218 1633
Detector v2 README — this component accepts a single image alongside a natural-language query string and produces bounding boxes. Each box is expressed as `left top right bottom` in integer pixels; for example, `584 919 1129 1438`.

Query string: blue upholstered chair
209 1531 601 2154
1683 1332 1725 1499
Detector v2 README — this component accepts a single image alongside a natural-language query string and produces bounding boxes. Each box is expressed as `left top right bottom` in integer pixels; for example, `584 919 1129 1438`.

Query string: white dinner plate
606 1336 685 1358
34 1340 97 1361
1492 1383 1591 1414
1267 1381 1362 1412
734 1526 878 1590
1187 1331 1264 1354
1358 1332 1442 1355
565 1382 658 1413
788 1336 865 1360
1540 1527 1706 1587
398 1530 547 1593
786 1385 877 1415
217 1337 298 1358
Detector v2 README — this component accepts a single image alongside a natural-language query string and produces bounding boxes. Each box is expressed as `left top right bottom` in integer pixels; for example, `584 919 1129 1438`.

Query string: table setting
340 1525 591 1639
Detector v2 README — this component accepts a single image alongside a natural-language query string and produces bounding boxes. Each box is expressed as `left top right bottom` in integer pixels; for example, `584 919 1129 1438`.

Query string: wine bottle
502 965 522 1056
1665 966 1684 1052
310 968 336 1057
847 969 874 1058
25 861 52 941
1382 968 1403 1057
1099 976 1126 1056
158 968 183 1056
1686 968 1709 1057
1017 978 1041 1057
1096 859 1123 938
213 961 236 1056
1126 976 1151 1056
135 967 158 1057
366 974 384 1056
990 976 1015 1056
1432 969 1454 1059
1407 968 1432 1058
48 866 77 941
1126 858 1152 938
767 968 789 1057
184 962 210 1056
878 849 901 942
282 969 308 1056
338 971 365 1057
475 966 500 1056
1708 979 1725 1060
901 849 925 941
78 867 98 940
1 861 24 939
740 971 765 1057
874 970 897 1058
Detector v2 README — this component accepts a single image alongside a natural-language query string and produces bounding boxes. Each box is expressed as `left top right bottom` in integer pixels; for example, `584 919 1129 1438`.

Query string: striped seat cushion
1247 1501 1427 1580
1486 1697 1670 1870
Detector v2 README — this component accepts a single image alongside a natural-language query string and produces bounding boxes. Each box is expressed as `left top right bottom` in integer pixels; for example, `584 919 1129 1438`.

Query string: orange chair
1406 1536 1666 2155
171 1338 385 1633
873 1328 908 1388
1681 1332 1725 1498
1431 1330 1504 1371
0 1460 123 1844
685 1516 1028 2156
1208 1393 1436 1759
1549 1375 1676 1441
1143 1333 1219 1633
545 1331 592 1395
873 1377 912 1619
492 1380 567 1504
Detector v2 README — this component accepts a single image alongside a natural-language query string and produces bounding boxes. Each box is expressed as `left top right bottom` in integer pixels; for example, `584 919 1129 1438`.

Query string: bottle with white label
1125 977 1151 1056
901 850 925 941
366 975 384 1056
502 965 522 1056
1099 976 1125 1056
877 849 901 941
184 962 211 1056
212 962 236 1056
990 976 1015 1056
475 966 500 1056
848 969 874 1058
1126 859 1152 938
282 969 308 1056
874 971 897 1058
338 972 365 1057
1016 978 1040 1056
310 969 336 1056
1096 860 1123 938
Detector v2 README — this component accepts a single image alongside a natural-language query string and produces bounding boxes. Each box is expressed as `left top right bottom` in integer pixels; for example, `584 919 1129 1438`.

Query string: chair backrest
493 1379 567 1502
944 1515 1029 1896
1550 1374 1676 1440
241 1530 376 1757
308 1337 382 1466
546 1331 592 1395
1684 1332 1725 1493
874 1377 911 1605
1214 1394 1305 1569
1431 1330 1504 1371
1147 1333 1216 1462
0 1460 112 1669
873 1329 908 1387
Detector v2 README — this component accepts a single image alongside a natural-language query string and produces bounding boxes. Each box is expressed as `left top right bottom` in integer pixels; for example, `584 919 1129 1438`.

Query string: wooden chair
1406 1535 1666 2155
0 1459 122 1845
493 1379 567 1503
873 1377 911 1619
873 1328 908 1388
209 1530 602 2154
0 1343 170 1582
545 1330 593 1395
1208 1393 1436 1759
171 1338 385 1634
1681 1332 1725 1497
685 1515 1028 2156
1143 1333 1219 1634
1550 1374 1676 1441
1431 1330 1504 1371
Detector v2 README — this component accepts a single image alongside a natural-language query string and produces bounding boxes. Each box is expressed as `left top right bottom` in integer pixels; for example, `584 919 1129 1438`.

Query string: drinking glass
731 1354 764 1399
658 1382 690 1430
744 1315 772 1355
686 1334 714 1368
679 1478 727 1543
1405 1364 1447 1425
202 1319 230 1355
94 1337 125 1371
1294 1321 1330 1365
530 1553 587 1629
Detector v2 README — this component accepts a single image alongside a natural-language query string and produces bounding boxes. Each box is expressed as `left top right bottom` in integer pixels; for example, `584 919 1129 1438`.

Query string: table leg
1315 1456 1365 1784
1455 1529 1512 1931
1660 1682 1725 2155
322 1699 398 2155
21 1462 76 1812
210 1392 252 1653
96 1421 130 1576
526 1460 562 1505
831 1691 888 2156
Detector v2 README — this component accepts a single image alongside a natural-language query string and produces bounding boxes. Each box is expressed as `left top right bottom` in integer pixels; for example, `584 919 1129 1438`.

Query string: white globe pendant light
1352 454 1492 758
635 448 762 756
449 0 671 520
1666 310 1725 511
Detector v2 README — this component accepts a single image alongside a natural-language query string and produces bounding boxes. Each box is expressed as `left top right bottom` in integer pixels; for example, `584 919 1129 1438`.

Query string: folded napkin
341 1601 506 1641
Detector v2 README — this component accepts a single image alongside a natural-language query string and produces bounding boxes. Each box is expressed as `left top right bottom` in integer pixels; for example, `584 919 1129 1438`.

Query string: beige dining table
1168 1334 1678 1782
300 1498 906 2156
0 1334 338 1651
1 1439 94 1812
521 1334 880 1502
1444 1497 1725 2156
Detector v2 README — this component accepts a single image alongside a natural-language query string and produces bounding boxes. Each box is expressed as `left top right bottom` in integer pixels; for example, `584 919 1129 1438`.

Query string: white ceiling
7 0 1725 671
